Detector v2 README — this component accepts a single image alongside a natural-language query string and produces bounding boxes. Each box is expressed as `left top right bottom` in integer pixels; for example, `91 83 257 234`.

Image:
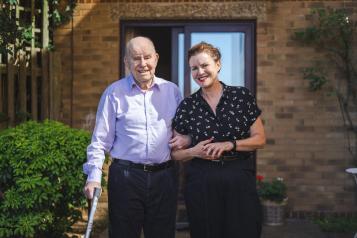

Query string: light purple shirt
83 74 183 183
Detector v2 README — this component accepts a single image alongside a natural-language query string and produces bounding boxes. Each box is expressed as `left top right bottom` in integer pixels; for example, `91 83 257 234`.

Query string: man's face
125 39 159 86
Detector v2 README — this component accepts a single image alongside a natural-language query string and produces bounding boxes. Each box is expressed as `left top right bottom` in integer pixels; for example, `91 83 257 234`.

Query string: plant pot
262 198 287 226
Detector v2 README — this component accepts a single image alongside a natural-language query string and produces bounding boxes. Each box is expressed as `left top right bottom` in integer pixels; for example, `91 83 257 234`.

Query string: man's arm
83 89 116 199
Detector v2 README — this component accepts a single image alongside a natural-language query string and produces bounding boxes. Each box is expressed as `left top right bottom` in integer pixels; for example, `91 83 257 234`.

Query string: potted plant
256 175 288 226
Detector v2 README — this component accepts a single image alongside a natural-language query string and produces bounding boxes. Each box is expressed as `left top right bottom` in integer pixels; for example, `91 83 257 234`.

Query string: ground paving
94 219 355 238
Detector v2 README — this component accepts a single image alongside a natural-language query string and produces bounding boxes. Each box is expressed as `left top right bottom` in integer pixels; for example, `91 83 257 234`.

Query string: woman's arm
203 117 266 157
235 116 266 151
171 147 195 162
171 136 215 161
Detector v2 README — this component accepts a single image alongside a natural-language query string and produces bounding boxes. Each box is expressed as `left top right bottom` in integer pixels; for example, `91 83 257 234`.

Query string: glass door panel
169 22 255 97
190 32 245 93
177 33 185 96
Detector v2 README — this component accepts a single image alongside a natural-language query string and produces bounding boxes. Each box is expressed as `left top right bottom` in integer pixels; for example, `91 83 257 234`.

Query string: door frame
119 20 257 95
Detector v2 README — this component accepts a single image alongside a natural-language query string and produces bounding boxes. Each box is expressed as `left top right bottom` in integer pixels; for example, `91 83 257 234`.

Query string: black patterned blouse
172 82 261 158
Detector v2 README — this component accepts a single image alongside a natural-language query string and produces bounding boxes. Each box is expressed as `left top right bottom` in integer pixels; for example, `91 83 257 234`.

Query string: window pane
190 32 245 93
178 33 184 97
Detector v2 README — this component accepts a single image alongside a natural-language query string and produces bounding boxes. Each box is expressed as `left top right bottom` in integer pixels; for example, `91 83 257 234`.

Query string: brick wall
54 0 357 214
255 0 357 215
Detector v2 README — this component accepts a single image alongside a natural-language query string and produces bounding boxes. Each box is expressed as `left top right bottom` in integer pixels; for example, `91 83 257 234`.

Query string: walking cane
84 187 102 238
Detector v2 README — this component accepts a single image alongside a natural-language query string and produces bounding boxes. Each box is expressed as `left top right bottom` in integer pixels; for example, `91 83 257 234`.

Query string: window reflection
178 32 245 94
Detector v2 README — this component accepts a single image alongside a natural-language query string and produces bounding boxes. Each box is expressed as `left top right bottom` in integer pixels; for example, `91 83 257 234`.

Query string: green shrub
0 120 90 238
314 216 357 233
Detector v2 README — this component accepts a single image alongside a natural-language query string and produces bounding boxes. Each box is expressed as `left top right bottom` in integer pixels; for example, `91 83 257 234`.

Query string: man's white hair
125 36 156 57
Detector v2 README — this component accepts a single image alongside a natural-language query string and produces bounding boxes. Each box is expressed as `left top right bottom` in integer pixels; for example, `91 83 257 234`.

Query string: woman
171 42 266 238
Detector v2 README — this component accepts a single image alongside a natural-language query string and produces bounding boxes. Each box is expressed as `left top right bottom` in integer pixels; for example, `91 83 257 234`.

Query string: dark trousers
185 159 262 238
108 161 178 238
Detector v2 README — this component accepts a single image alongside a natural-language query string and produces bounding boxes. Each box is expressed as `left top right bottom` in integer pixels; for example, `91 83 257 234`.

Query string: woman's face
189 52 221 89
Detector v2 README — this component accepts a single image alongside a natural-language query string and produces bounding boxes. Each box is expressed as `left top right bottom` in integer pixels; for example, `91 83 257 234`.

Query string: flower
256 175 287 203
256 175 264 182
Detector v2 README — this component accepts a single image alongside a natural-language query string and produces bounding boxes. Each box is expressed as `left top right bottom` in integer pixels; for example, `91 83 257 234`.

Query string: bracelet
230 140 236 151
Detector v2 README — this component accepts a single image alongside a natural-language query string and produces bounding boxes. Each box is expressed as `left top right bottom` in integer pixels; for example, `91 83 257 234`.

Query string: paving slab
95 219 355 238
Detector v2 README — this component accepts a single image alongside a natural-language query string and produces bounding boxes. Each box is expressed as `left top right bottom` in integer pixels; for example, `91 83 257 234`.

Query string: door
120 21 256 97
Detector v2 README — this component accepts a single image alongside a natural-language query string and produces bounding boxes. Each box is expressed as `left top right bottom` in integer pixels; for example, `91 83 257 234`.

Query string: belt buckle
143 165 150 172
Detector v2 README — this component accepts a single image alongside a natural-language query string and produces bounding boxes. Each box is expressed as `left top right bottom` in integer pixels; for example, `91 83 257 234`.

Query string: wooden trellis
0 0 61 128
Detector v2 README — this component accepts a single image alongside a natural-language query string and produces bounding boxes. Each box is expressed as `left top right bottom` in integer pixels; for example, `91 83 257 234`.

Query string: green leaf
0 120 89 237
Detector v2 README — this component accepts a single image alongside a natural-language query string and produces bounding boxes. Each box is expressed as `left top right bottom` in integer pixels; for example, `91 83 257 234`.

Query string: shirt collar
220 82 230 101
127 74 161 91
194 81 229 101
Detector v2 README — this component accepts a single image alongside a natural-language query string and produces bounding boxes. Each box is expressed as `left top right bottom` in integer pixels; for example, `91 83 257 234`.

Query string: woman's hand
203 141 233 158
171 137 216 161
191 138 218 160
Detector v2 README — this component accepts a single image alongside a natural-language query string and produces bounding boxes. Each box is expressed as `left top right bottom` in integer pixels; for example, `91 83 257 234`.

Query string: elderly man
83 36 187 238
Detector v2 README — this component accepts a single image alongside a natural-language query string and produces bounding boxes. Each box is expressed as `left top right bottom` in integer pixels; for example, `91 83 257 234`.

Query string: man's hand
83 181 101 200
169 131 191 150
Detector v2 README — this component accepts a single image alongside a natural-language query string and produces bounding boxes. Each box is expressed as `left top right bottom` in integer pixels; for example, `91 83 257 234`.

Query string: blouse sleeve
241 87 262 127
172 100 190 135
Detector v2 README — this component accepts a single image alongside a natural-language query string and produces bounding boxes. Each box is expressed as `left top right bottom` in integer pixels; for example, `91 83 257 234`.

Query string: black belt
192 155 241 166
212 155 239 162
112 159 173 172
191 155 253 170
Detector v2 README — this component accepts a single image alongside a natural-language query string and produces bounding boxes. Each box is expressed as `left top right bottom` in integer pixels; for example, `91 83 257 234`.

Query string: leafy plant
314 216 357 233
50 0 77 27
0 120 90 238
256 176 287 203
302 67 328 91
0 0 76 58
293 8 357 164
0 1 32 55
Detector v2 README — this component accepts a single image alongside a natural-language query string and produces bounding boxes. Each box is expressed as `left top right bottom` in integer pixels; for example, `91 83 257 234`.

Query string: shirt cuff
86 168 102 184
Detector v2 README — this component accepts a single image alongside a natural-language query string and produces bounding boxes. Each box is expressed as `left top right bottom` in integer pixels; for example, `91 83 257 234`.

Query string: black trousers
108 160 178 238
185 159 262 238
